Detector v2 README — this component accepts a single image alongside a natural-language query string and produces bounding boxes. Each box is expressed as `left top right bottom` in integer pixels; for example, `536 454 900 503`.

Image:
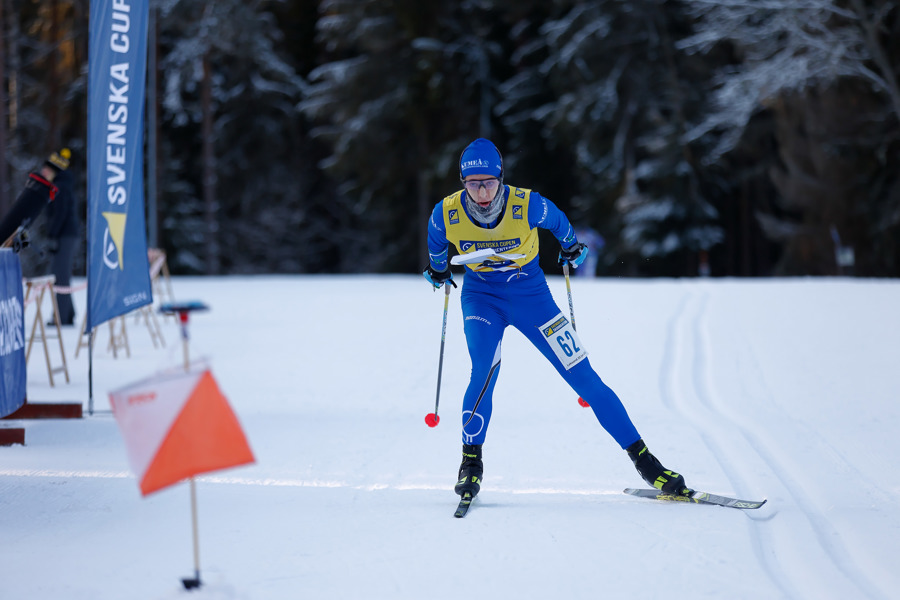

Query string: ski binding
454 493 475 518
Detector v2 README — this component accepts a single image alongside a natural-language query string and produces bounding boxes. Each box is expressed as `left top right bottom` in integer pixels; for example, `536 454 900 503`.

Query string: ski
454 493 475 518
624 488 767 510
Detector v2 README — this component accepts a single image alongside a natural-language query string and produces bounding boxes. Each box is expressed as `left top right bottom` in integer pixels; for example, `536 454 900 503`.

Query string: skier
423 138 689 508
0 154 61 248
43 149 80 326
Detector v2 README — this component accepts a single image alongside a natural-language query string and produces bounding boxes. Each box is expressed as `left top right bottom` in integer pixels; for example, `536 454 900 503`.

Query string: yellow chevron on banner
102 212 127 270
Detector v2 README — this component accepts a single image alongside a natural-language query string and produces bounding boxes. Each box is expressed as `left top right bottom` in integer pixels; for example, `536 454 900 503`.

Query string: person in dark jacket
0 157 59 248
43 149 80 325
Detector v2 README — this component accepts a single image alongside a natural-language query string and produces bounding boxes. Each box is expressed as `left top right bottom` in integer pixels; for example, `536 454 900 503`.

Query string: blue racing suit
427 185 641 448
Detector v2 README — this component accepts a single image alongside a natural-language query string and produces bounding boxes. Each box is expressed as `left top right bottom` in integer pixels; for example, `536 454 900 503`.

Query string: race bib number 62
539 312 587 370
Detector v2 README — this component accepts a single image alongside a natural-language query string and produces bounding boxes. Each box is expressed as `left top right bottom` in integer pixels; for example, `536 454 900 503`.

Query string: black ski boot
626 439 688 495
454 443 483 497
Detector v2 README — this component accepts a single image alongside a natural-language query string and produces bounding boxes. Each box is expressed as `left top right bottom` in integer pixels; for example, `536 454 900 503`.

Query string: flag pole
182 312 201 590
186 477 201 588
178 309 190 371
180 307 201 590
163 302 209 591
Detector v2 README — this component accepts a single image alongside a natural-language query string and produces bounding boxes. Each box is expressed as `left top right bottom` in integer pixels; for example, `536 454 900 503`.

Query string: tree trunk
147 4 159 249
0 0 9 214
741 177 751 276
47 0 60 150
202 52 218 274
7 0 21 180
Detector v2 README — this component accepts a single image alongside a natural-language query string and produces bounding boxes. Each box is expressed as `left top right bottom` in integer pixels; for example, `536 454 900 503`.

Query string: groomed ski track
660 284 893 600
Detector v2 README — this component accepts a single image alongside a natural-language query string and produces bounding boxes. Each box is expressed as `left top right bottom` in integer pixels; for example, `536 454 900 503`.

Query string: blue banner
87 0 152 331
0 249 26 418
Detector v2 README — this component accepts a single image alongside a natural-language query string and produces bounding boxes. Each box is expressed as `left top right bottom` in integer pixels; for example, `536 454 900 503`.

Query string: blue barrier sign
0 249 26 417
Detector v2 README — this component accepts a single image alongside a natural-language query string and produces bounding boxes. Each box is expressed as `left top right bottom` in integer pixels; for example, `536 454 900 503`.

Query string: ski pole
563 263 576 331
563 263 591 408
425 281 452 427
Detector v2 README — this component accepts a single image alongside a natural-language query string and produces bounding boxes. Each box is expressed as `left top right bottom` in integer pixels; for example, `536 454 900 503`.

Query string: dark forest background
2 0 899 277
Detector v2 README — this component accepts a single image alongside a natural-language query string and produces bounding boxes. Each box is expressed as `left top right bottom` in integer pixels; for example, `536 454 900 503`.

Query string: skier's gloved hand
423 265 457 289
558 242 588 268
12 230 30 254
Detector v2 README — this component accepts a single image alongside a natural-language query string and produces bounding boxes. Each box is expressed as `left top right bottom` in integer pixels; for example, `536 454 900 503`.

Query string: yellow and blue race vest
441 187 538 272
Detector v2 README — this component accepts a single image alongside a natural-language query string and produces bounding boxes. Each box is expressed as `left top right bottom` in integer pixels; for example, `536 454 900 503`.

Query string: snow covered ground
2 274 899 599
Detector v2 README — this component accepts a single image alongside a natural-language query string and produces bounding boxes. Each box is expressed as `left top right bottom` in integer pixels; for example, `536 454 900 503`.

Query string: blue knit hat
459 138 503 179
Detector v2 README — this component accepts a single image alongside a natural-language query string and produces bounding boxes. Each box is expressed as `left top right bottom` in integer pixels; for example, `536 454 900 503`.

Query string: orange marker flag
109 368 255 496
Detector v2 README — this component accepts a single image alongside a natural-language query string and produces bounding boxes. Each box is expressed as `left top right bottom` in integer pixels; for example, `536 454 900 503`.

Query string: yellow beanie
46 148 71 172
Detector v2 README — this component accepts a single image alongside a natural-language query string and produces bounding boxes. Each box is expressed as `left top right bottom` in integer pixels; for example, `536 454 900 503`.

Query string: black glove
12 229 30 254
558 242 588 268
423 265 457 289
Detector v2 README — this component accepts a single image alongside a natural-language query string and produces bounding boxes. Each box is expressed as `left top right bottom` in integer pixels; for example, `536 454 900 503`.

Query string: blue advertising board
0 249 26 417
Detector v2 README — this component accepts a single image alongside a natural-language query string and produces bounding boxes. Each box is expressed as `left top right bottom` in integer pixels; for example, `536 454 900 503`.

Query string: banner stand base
0 427 26 446
2 401 83 420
